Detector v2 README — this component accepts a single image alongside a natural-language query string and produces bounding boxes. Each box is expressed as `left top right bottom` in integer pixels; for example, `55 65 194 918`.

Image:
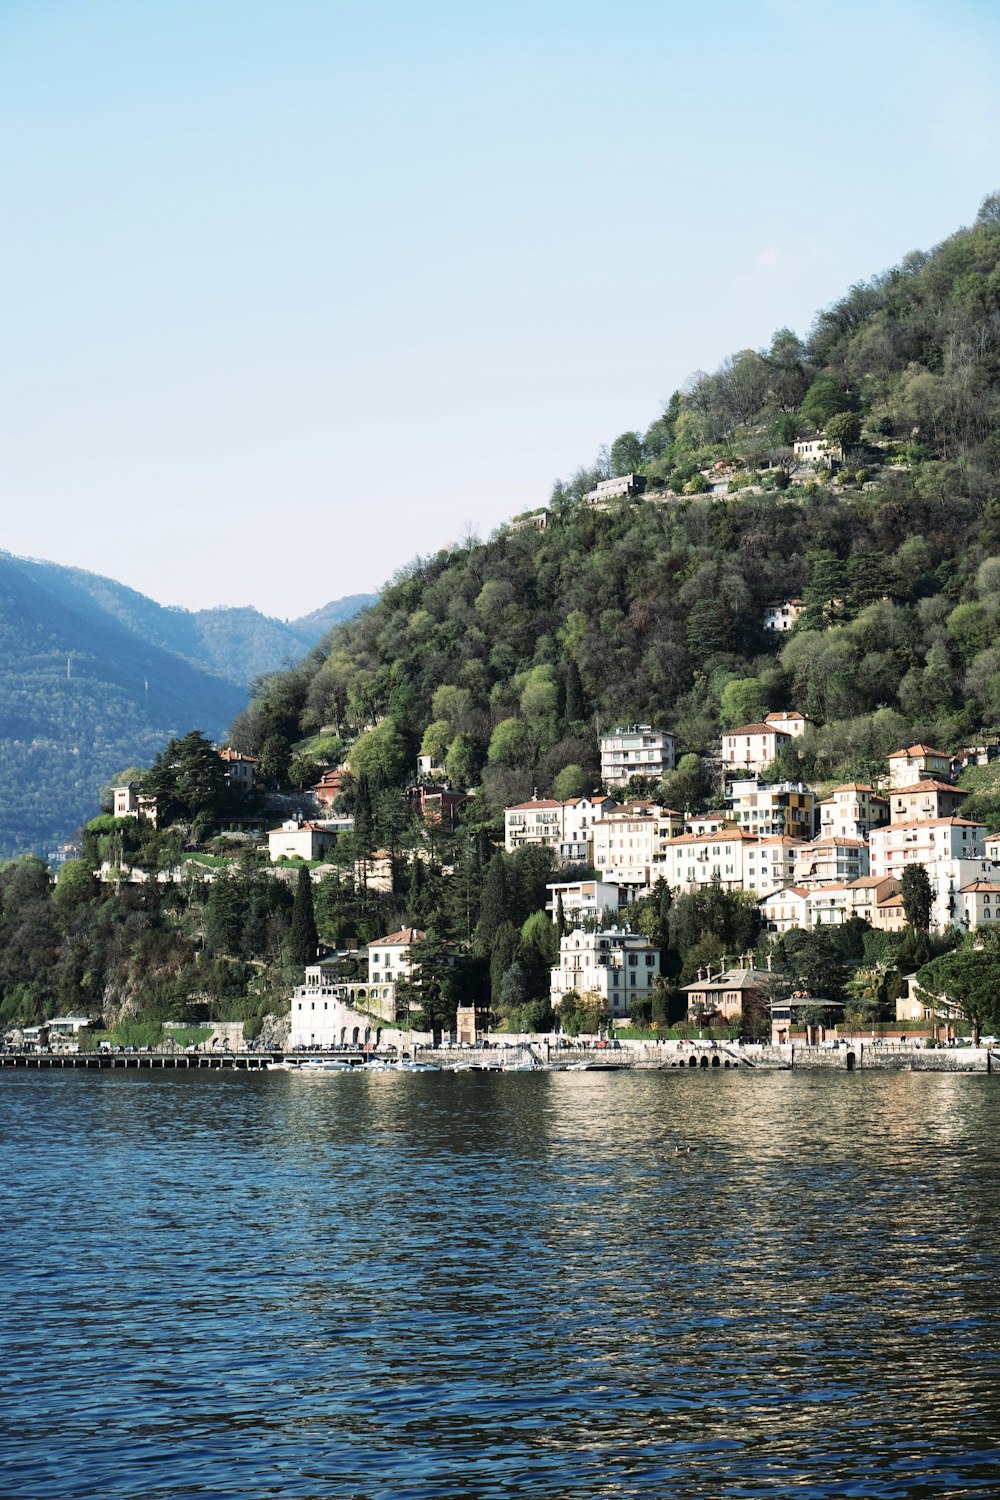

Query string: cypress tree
289 864 318 965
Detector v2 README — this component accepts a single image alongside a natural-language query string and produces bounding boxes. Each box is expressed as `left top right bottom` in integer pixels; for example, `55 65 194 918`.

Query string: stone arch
712 1054 721 1067
352 1026 360 1046
700 1055 709 1068
688 1055 698 1068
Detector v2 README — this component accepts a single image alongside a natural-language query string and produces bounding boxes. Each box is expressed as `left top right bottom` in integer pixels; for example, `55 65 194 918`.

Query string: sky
2 0 1000 621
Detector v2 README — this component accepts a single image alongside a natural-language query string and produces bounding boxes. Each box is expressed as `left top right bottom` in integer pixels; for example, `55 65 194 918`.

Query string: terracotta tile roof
892 779 967 795
874 817 985 832
888 744 950 760
960 882 1000 893
821 783 883 796
506 799 563 811
724 723 789 737
666 828 754 846
370 926 426 947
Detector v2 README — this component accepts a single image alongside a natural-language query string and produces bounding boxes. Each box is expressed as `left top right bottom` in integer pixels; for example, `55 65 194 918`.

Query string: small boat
283 1057 354 1073
502 1055 537 1072
394 1058 440 1072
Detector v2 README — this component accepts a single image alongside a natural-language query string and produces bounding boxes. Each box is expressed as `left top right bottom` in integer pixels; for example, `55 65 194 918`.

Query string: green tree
900 864 933 932
288 865 318 966
824 410 863 448
916 940 1000 1044
349 719 409 785
800 374 853 429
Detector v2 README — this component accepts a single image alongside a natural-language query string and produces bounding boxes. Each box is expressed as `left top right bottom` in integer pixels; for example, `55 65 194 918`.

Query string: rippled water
2 1070 1000 1498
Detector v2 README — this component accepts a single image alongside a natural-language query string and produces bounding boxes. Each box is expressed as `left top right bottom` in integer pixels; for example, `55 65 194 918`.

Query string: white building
504 798 566 854
550 927 660 1021
765 710 810 739
818 783 888 841
503 793 619 860
887 744 953 789
600 726 676 787
958 880 1000 931
868 818 987 878
111 783 158 825
720 722 792 774
795 836 870 886
660 828 753 893
368 927 425 985
545 879 621 926
591 803 684 892
268 819 340 863
763 600 805 632
743 837 806 897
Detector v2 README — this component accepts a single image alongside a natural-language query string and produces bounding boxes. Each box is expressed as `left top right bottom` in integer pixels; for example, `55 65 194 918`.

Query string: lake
2 1069 1000 1498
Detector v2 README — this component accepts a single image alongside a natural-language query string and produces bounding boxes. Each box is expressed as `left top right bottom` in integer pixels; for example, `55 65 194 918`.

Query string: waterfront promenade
0 1039 994 1072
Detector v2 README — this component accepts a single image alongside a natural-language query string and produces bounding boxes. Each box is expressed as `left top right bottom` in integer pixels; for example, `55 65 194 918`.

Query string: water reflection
2 1070 1000 1497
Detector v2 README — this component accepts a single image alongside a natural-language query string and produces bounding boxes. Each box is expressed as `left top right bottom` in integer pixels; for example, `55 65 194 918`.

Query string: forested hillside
236 195 1000 810
0 553 374 858
6 555 376 685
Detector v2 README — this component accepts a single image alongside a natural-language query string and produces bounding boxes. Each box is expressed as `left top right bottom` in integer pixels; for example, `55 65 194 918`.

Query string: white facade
592 804 684 890
268 819 339 862
818 784 888 841
743 837 806 897
600 726 676 787
545 879 621 926
958 881 1000 931
660 829 752 893
720 723 792 773
550 927 660 1020
763 600 804 632
887 744 953 789
868 819 986 878
368 927 425 985
504 798 565 853
795 837 870 886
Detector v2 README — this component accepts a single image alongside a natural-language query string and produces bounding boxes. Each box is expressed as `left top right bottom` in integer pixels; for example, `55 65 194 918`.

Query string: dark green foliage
143 730 231 830
289 865 318 966
900 863 933 932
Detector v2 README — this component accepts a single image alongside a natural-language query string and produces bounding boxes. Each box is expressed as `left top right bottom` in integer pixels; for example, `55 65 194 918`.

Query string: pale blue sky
2 0 999 618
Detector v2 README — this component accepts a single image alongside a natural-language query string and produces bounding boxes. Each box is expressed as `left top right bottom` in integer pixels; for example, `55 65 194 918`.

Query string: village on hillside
56 686 1000 1059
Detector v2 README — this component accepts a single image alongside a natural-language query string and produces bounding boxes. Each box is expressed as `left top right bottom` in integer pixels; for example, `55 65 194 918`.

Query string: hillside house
818 784 888 841
600 725 676 787
720 722 792 774
312 768 348 809
591 803 684 892
763 599 805 632
368 927 425 986
218 747 257 794
111 783 158 826
765 710 810 739
725 780 815 840
545 879 621 926
660 827 753 893
888 780 969 824
887 744 953 789
682 962 772 1024
268 819 339 863
550 927 659 1021
958 881 1000 930
743 837 806 897
795 836 870 885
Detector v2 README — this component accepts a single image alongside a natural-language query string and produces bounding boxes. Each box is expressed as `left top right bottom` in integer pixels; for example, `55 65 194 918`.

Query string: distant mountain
7 556 376 685
0 553 376 859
